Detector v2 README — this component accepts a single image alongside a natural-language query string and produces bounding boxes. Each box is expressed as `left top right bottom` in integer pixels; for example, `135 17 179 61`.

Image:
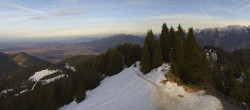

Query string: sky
0 0 250 41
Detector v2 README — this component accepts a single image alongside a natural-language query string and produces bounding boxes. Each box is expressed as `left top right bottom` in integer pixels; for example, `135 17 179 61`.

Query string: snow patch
41 74 68 84
17 63 26 67
134 62 223 110
61 63 158 110
14 89 28 96
29 69 62 82
236 72 245 83
206 49 218 61
18 63 23 66
65 63 76 72
1 89 13 95
60 62 223 110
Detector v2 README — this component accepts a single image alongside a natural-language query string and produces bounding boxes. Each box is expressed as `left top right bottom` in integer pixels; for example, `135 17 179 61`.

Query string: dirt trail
132 68 224 110
132 68 168 110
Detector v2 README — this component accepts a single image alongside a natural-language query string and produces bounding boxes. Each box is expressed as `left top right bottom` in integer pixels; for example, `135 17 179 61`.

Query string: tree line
1 23 250 109
0 44 141 110
140 23 211 85
140 23 250 106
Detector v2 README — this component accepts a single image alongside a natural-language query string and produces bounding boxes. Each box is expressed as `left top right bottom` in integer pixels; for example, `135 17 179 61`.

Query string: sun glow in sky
0 0 250 41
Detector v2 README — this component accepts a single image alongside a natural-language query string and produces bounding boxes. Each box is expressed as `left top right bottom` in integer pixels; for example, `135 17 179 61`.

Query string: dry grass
163 73 183 85
183 84 201 93
12 53 29 63
162 73 201 93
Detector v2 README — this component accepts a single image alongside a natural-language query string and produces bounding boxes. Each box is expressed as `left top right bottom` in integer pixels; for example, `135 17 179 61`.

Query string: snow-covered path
60 66 159 110
133 63 223 110
61 63 223 110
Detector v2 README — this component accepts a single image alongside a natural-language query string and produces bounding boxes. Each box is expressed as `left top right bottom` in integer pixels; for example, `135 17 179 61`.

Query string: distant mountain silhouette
195 25 250 52
80 34 144 52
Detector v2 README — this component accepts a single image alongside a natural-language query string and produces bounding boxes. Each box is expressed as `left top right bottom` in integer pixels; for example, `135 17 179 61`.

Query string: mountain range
195 25 250 52
79 34 144 52
1 25 250 110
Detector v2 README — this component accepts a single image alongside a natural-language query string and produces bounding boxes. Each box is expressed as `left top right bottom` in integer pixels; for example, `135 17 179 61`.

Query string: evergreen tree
45 88 57 110
172 25 185 77
141 30 163 73
183 28 198 83
183 28 210 84
60 78 74 105
140 43 151 73
75 80 86 103
168 26 176 49
159 23 170 62
177 24 186 42
106 49 123 76
152 40 163 68
168 26 181 76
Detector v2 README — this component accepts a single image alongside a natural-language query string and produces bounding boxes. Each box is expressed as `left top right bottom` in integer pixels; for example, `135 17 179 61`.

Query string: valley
0 34 144 63
1 24 250 110
0 43 97 63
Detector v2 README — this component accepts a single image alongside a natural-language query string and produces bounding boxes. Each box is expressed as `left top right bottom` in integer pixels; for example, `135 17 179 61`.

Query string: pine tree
60 78 74 105
140 30 154 73
172 25 185 77
76 80 86 103
182 28 210 84
168 26 181 76
183 28 198 83
106 49 123 76
152 40 163 68
45 88 57 110
168 26 176 49
159 23 170 62
140 43 151 73
141 30 163 74
177 24 185 42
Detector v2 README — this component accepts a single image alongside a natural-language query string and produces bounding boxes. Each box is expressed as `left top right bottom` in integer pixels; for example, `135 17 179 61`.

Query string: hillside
0 52 19 81
195 25 250 52
0 52 65 94
61 63 223 110
80 34 144 52
1 24 250 110
9 52 47 67
58 55 95 67
232 49 250 66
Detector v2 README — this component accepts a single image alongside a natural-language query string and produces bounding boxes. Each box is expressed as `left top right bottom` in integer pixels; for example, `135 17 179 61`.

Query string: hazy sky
0 0 250 40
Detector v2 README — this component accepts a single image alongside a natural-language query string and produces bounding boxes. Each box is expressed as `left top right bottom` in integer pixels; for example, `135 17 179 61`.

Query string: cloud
124 0 153 5
152 14 220 20
231 0 249 9
6 3 44 14
50 7 79 17
56 0 79 3
239 4 250 10
199 7 209 17
29 6 80 20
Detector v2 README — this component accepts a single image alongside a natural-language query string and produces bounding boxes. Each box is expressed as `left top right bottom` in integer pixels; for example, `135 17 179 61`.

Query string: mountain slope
58 55 95 67
80 34 144 52
232 49 250 65
0 52 19 81
0 52 65 94
9 52 47 66
195 25 250 52
61 63 222 110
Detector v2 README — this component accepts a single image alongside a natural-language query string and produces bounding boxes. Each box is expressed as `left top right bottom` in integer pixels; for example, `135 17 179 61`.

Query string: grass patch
164 73 183 85
183 84 200 93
